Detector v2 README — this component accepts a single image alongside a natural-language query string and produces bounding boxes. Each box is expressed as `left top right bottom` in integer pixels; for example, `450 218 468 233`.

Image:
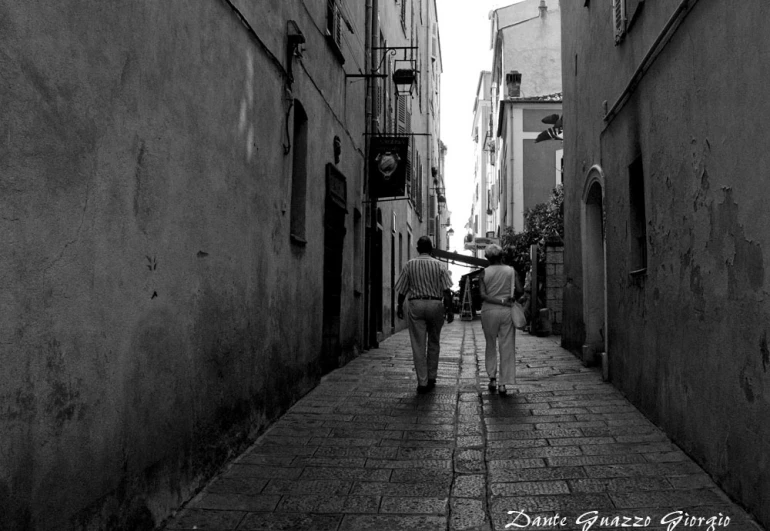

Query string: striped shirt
395 254 453 299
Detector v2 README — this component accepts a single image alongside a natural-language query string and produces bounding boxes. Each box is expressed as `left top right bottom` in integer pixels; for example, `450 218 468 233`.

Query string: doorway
390 234 396 333
372 209 383 341
321 165 347 374
581 166 607 363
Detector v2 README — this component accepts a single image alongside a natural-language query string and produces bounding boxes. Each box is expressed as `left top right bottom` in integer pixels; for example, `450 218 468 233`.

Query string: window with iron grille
290 102 309 244
612 0 626 44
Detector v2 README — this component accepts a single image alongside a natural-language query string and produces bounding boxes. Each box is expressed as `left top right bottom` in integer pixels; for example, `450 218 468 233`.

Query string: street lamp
393 60 416 96
444 226 455 252
345 47 418 98
431 176 447 210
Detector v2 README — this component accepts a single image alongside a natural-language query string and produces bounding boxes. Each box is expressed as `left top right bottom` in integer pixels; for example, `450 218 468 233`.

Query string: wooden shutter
386 56 393 132
376 77 382 129
431 24 438 61
397 96 407 134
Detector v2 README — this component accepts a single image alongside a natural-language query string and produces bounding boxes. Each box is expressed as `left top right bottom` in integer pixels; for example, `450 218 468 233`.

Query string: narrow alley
162 320 762 531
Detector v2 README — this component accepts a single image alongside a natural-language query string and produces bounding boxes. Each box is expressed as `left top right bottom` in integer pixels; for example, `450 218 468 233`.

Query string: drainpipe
539 0 547 17
365 0 380 349
363 0 373 349
508 103 515 231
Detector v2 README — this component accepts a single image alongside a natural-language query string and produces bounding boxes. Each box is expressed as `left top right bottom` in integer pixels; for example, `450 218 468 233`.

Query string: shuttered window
326 0 345 62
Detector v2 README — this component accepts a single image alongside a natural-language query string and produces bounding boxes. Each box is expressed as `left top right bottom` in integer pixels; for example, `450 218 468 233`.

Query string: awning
432 249 489 268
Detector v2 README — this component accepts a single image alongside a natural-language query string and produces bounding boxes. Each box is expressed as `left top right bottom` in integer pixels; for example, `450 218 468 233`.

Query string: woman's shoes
488 378 496 391
498 384 508 396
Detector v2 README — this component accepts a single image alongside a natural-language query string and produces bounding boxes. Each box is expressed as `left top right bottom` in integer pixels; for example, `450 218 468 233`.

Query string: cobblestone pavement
162 319 764 531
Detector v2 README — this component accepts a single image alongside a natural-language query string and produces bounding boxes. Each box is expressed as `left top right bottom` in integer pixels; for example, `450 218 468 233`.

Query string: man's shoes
498 384 508 396
427 378 436 390
488 378 497 391
417 384 431 394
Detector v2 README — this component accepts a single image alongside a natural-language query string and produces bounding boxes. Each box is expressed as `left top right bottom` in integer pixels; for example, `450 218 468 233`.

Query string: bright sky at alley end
436 0 527 285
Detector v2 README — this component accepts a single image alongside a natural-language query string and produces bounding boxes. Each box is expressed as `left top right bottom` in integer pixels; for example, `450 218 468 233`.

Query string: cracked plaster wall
0 1 365 529
561 0 770 526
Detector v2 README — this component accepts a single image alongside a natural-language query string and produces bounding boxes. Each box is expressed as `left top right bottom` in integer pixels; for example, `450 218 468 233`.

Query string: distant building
468 71 498 255
561 1 770 527
468 1 562 252
490 0 562 234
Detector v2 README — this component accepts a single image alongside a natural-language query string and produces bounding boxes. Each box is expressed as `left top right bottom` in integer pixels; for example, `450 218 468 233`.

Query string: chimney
539 0 547 17
506 71 521 98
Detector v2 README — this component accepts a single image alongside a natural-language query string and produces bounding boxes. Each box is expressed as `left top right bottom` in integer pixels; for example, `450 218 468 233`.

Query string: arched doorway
581 166 607 367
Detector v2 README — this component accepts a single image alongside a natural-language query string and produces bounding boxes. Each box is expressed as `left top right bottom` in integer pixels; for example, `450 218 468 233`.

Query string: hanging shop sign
370 136 409 199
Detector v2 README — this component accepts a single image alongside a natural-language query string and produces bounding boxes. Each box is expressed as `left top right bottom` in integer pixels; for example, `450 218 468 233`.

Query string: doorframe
581 164 608 368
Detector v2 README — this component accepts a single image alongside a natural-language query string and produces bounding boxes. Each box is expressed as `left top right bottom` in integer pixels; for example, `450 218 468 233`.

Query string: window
326 0 345 61
430 23 438 62
409 150 423 220
612 0 627 44
416 31 421 112
378 34 386 131
407 232 412 260
290 102 308 243
629 156 647 273
354 209 362 292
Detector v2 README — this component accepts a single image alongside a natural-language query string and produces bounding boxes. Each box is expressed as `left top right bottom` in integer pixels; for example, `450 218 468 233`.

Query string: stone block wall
545 239 564 334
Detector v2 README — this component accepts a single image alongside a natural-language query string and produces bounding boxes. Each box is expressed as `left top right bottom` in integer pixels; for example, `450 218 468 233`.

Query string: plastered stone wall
560 0 770 526
545 240 564 334
0 1 365 528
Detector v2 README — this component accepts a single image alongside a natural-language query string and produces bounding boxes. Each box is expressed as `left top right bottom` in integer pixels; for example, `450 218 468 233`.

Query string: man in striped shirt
395 236 454 394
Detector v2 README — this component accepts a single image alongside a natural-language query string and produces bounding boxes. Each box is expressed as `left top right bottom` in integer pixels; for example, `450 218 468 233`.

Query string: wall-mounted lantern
286 20 306 87
393 59 417 96
345 46 418 98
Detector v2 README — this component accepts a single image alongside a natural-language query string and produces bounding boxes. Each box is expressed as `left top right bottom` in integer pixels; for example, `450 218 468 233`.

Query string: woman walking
478 245 523 395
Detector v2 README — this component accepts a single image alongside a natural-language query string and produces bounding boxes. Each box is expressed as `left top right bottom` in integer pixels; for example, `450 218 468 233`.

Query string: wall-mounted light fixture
431 175 447 208
392 60 416 96
286 20 306 87
346 46 418 98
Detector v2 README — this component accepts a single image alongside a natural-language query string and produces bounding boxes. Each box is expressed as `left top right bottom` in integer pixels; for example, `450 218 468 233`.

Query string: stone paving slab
161 320 765 531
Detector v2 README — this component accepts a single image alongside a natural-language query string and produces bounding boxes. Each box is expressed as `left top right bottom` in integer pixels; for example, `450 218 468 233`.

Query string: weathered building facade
0 0 434 528
560 0 770 526
490 0 563 235
366 0 445 344
467 71 497 255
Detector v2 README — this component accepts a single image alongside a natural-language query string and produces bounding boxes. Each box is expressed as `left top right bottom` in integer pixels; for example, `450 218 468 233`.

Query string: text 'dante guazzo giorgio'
506 510 732 531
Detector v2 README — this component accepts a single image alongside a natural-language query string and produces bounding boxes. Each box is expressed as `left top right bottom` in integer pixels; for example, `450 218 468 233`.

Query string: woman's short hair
485 244 503 259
